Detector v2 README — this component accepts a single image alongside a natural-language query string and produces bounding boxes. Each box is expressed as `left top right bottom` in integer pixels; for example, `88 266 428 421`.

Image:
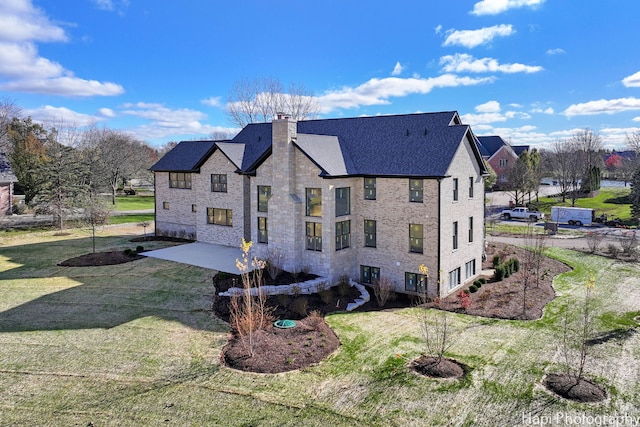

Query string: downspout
437 177 442 298
153 173 157 237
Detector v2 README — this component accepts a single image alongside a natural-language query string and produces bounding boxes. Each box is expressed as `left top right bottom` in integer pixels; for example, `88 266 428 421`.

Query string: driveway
142 242 243 273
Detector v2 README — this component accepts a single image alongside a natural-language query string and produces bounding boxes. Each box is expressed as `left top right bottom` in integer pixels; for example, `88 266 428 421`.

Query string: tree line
0 98 165 230
501 128 640 219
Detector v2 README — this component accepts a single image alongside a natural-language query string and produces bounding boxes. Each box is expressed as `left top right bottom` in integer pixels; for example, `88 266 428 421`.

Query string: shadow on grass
0 235 226 333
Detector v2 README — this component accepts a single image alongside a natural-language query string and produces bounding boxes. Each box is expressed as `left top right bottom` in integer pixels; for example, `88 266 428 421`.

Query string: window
453 221 458 250
162 201 170 210
409 224 423 254
469 177 474 198
258 217 268 243
191 204 197 213
305 222 322 251
335 220 351 251
409 179 423 202
360 265 380 284
499 158 508 167
207 208 232 226
364 220 376 248
306 188 322 217
453 178 458 201
449 267 461 290
364 178 376 200
169 172 191 189
468 216 474 243
335 187 350 216
211 174 227 192
465 259 476 279
405 272 428 293
258 185 271 212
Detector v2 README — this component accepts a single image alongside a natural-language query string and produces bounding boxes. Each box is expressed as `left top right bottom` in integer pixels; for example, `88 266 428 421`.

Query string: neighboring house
0 153 17 215
477 135 529 188
150 112 488 297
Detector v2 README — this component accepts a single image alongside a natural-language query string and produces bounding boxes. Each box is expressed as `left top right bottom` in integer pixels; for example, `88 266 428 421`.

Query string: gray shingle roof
150 112 486 178
477 135 506 158
149 141 217 172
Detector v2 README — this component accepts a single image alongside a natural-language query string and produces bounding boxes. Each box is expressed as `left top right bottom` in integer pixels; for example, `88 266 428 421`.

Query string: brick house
150 112 488 297
477 135 529 189
0 153 17 215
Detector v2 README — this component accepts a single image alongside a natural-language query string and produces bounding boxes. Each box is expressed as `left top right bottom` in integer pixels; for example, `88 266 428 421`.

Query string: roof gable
295 134 348 176
150 140 217 172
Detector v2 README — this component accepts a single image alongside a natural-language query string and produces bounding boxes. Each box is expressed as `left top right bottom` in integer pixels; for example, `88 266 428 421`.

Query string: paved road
488 228 637 251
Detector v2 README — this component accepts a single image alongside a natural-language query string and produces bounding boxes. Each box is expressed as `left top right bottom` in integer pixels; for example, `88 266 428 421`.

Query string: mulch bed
222 316 340 373
411 355 467 379
543 373 607 403
58 251 143 266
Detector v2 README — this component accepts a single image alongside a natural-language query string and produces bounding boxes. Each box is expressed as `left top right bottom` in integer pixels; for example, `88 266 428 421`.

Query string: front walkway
142 242 243 273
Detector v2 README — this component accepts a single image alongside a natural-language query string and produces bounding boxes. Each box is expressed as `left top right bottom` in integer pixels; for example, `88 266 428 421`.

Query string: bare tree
419 309 455 367
226 77 319 127
571 128 603 193
80 128 153 203
0 98 23 154
547 139 583 205
82 196 112 253
626 130 640 155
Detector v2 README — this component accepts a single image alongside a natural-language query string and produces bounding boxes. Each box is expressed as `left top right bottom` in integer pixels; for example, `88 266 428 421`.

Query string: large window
449 267 461 290
306 188 322 217
469 216 474 243
258 217 268 243
453 178 459 201
360 265 380 284
207 208 232 226
335 220 351 251
169 172 191 189
405 272 428 293
465 259 476 279
409 224 423 254
469 176 474 198
364 178 376 200
211 174 227 192
305 222 322 251
258 185 271 212
409 179 423 202
364 220 376 248
335 187 350 216
453 221 458 250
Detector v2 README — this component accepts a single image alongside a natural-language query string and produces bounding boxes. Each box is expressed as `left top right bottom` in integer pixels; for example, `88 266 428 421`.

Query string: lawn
535 187 632 220
113 195 155 211
0 227 639 425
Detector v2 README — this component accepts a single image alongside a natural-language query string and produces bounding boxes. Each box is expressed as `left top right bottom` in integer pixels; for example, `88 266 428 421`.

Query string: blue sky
2 0 640 149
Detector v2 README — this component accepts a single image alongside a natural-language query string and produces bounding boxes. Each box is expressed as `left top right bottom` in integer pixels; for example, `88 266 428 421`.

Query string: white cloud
1 77 124 96
201 96 222 107
434 25 443 34
0 0 67 42
563 97 640 117
0 0 124 97
476 100 501 113
98 107 115 117
316 74 495 113
462 112 508 124
622 71 640 88
25 105 102 127
471 0 545 16
440 53 543 74
634 117 640 122
93 0 114 11
546 48 565 55
391 62 404 76
443 24 514 48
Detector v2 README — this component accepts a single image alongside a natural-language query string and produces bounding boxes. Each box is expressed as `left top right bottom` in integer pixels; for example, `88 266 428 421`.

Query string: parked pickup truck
500 207 545 221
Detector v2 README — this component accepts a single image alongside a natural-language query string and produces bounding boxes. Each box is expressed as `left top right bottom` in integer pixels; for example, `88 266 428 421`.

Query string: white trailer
550 206 594 226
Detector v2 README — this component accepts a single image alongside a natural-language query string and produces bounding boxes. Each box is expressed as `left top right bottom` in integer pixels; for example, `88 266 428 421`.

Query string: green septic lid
274 319 296 329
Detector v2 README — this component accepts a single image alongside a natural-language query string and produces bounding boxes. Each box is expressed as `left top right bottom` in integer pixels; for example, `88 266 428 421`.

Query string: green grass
113 195 155 211
108 214 155 224
1 230 639 425
534 187 632 220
